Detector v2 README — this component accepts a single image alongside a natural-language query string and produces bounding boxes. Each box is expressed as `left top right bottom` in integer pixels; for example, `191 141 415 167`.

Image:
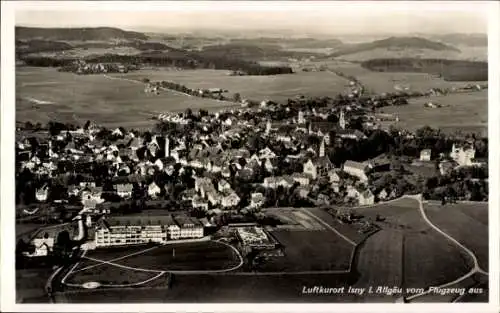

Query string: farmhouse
450 143 476 167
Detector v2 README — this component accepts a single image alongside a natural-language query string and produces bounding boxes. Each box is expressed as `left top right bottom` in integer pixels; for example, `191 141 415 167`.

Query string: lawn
109 68 350 102
261 230 354 272
16 67 238 128
379 90 487 135
424 203 488 270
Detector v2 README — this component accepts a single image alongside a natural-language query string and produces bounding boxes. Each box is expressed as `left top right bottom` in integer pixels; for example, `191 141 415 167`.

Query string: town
16 83 488 259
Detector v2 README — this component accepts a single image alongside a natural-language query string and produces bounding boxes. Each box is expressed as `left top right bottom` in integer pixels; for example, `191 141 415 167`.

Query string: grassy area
424 203 488 270
262 230 353 272
379 90 487 135
109 68 350 102
106 241 240 271
16 67 238 128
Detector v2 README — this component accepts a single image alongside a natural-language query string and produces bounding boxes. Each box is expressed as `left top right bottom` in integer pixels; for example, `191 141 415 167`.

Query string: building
35 185 49 202
358 189 375 206
94 215 196 248
221 191 241 209
339 110 346 130
174 215 204 239
450 143 476 166
303 138 333 180
116 183 133 199
342 160 370 182
420 149 432 161
148 182 162 199
250 193 265 208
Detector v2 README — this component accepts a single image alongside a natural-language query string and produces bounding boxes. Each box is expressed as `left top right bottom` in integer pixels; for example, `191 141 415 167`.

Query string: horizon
14 1 488 36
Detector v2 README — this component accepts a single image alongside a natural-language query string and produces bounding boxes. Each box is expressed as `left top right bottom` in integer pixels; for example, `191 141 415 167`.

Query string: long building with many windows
94 215 203 248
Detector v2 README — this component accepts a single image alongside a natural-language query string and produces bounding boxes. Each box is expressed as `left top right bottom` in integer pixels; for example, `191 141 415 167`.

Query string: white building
450 143 476 166
174 216 204 239
420 149 432 161
342 160 370 182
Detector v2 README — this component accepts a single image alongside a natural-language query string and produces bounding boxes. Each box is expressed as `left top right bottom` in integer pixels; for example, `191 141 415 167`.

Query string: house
291 172 310 186
148 182 162 199
81 187 104 204
35 185 49 202
263 176 294 189
439 161 457 176
450 143 476 166
378 189 388 201
250 193 265 208
218 179 232 192
358 189 375 206
264 158 279 173
420 149 432 161
343 160 370 182
116 183 133 199
221 192 241 209
192 195 209 211
328 170 341 183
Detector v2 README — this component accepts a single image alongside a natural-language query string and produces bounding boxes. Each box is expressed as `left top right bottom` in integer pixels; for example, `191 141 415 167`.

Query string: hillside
15 26 149 41
426 33 487 47
329 36 460 58
361 58 488 81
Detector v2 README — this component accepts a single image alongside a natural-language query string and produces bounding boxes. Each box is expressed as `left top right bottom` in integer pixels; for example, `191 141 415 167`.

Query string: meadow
379 90 487 135
16 67 239 128
109 68 350 102
424 202 488 270
351 198 474 294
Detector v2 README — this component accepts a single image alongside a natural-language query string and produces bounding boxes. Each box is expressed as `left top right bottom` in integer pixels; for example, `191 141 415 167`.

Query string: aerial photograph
11 1 490 305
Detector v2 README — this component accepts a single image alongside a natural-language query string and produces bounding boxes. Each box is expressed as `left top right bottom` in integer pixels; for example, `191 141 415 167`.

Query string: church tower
319 137 325 158
266 120 271 135
339 110 346 130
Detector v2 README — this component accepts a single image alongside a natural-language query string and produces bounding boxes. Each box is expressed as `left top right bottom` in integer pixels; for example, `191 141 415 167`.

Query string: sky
14 1 489 36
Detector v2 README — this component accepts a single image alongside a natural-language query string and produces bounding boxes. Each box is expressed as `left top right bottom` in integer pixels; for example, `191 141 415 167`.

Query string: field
261 230 354 272
264 208 326 231
350 198 473 294
16 67 239 128
380 90 487 135
109 68 350 102
424 202 488 270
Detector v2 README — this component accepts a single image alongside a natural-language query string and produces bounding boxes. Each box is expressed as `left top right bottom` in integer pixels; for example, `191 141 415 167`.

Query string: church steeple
266 120 271 135
339 110 346 130
319 137 325 158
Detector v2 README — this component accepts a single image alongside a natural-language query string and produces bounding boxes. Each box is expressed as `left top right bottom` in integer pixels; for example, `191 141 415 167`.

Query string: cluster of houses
61 60 135 75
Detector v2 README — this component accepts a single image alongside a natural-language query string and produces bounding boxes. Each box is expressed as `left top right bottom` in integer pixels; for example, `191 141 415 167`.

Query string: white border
1 1 499 313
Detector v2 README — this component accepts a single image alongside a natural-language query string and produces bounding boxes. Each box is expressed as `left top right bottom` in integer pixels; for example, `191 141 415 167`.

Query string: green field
16 67 239 128
379 90 487 134
351 198 474 295
109 68 350 102
424 202 488 270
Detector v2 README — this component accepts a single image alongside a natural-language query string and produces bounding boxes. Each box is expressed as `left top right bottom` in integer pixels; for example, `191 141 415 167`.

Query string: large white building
94 215 203 248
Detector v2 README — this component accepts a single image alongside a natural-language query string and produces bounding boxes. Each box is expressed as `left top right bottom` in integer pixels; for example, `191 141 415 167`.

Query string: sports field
16 67 239 128
62 241 242 289
109 68 350 102
424 202 488 270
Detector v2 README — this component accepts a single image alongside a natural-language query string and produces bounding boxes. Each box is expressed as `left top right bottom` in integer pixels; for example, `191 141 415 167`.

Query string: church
303 137 333 180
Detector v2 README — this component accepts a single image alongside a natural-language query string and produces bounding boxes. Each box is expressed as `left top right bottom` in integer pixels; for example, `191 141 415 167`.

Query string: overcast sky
15 1 488 35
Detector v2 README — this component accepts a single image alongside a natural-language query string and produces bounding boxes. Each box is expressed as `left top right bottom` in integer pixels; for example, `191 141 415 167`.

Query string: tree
233 93 242 103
